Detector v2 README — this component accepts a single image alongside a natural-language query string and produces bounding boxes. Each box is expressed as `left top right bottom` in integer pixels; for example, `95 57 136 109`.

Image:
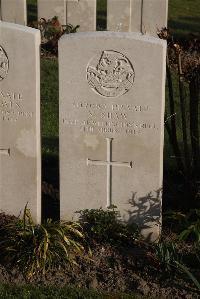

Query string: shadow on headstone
126 189 162 242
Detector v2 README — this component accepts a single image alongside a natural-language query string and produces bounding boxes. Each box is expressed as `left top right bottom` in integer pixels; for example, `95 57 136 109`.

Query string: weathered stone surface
107 0 131 32
0 22 41 222
0 0 27 25
107 0 168 36
38 0 66 24
59 32 166 241
66 0 96 32
130 0 142 33
140 0 168 36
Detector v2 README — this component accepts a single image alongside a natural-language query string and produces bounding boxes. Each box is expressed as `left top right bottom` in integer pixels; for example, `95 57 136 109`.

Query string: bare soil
0 213 199 299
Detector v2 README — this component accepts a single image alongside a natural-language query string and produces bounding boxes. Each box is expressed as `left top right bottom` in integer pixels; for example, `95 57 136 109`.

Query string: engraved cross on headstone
87 138 133 208
0 148 10 156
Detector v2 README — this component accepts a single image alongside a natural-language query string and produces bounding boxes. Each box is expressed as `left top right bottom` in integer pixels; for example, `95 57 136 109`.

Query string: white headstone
66 0 96 32
0 0 27 25
130 0 142 33
0 22 41 222
107 0 168 36
107 0 131 32
38 0 66 24
59 32 166 241
138 0 168 36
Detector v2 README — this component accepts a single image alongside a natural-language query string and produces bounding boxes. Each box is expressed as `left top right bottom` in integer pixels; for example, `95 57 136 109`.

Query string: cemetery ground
0 1 200 298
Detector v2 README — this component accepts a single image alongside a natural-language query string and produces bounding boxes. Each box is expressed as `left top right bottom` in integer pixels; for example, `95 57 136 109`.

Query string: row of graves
0 0 168 35
0 0 168 242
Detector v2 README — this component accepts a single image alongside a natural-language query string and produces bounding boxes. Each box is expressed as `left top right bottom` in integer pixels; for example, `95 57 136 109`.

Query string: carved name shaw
87 50 135 98
87 138 133 208
0 46 9 81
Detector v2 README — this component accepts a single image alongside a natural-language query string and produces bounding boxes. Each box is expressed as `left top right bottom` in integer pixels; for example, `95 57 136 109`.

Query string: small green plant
0 205 85 279
179 209 200 243
164 209 200 243
154 241 181 272
154 241 200 290
163 210 187 229
179 220 200 243
77 207 140 246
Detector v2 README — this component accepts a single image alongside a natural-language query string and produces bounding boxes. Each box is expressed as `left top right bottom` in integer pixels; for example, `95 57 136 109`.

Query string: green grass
41 59 58 157
97 0 107 30
168 0 200 38
0 284 145 299
27 0 37 23
41 59 59 193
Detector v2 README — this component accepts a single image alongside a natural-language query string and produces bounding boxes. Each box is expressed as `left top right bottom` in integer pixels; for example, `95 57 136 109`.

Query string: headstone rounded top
0 45 9 81
86 50 135 98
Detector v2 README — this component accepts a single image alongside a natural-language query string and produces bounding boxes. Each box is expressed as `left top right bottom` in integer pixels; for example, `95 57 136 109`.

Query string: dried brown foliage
158 28 200 82
158 28 200 204
30 16 79 56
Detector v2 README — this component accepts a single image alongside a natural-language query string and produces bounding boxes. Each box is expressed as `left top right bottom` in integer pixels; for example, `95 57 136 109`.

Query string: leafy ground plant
78 208 140 246
179 209 200 243
154 241 181 272
0 206 85 279
0 212 199 298
154 240 200 291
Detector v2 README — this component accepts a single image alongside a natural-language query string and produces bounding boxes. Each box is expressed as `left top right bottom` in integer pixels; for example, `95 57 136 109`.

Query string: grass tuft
0 206 85 279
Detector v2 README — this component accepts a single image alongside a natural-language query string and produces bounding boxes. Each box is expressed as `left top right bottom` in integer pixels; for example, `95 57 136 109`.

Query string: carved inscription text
62 101 158 136
0 90 34 122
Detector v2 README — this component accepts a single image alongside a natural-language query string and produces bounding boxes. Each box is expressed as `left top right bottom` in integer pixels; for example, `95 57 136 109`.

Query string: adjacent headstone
38 0 66 24
66 0 96 32
0 0 27 25
107 0 131 32
139 0 168 36
59 32 166 241
0 22 41 222
107 0 168 36
130 0 143 33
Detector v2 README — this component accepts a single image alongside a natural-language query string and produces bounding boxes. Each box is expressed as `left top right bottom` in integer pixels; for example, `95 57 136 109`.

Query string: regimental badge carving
86 50 135 98
0 46 9 81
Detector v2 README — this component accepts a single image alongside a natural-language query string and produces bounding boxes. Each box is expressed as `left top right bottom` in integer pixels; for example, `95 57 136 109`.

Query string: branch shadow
125 189 162 242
